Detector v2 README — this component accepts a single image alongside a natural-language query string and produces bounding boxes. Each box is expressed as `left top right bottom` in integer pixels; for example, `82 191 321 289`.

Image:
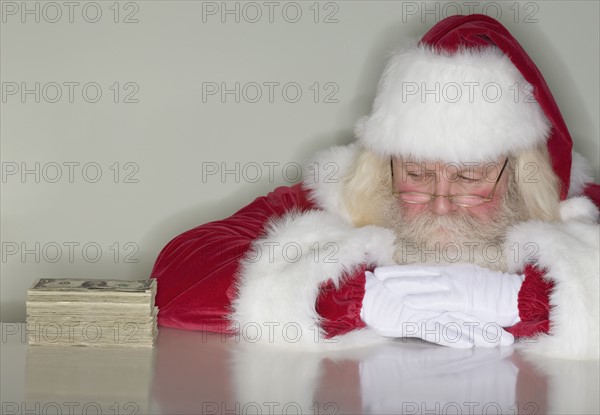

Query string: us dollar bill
30 278 155 292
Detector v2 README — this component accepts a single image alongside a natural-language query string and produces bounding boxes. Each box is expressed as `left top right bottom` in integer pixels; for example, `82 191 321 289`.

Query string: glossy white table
1 323 598 414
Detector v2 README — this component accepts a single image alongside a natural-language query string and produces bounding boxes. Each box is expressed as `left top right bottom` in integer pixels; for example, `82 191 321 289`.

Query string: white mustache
380 192 526 271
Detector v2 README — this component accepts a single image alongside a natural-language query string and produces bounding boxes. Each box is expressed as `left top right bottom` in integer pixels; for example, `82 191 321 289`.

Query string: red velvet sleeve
150 183 315 332
505 264 554 338
315 265 373 338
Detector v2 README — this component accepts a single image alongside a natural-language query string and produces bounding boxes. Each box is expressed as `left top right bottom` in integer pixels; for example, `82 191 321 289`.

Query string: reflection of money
31 278 154 292
26 338 154 413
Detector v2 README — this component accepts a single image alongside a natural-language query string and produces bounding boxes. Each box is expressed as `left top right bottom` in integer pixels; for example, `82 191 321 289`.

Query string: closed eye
407 172 434 182
458 175 482 183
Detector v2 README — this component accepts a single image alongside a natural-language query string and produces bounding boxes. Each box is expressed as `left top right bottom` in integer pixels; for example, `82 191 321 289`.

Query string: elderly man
150 15 599 359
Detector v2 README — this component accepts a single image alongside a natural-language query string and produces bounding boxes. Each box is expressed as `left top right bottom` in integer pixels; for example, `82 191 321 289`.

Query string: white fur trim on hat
356 43 551 162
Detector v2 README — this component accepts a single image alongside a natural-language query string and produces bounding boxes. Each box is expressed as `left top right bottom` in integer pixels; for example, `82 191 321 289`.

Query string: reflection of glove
360 271 514 348
359 342 518 414
374 264 524 327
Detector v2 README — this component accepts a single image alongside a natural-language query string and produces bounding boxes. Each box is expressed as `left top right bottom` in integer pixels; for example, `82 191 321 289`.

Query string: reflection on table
14 325 599 415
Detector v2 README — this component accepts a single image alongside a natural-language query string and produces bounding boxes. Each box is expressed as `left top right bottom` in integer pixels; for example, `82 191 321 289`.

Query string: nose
431 195 453 215
430 178 454 216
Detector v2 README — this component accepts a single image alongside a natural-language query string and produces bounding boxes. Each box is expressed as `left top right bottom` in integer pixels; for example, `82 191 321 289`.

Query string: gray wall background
2 1 599 322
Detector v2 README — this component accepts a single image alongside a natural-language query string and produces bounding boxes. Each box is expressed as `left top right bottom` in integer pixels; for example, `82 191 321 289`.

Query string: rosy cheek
400 202 429 218
463 203 497 220
472 179 509 217
461 193 504 220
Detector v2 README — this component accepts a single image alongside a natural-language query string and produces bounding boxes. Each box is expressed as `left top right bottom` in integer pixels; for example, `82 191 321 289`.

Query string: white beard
376 186 527 272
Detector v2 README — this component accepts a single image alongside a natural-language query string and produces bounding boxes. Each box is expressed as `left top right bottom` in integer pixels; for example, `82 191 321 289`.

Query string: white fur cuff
506 220 600 359
229 209 396 349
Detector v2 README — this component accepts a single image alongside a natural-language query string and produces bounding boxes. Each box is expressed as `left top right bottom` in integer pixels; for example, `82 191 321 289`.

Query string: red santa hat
355 14 572 200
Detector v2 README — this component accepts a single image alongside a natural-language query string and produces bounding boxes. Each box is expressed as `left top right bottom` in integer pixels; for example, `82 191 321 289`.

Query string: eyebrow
398 161 490 171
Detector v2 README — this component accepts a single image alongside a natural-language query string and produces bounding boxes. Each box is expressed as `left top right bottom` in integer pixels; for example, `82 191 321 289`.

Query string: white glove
374 264 524 327
360 271 514 348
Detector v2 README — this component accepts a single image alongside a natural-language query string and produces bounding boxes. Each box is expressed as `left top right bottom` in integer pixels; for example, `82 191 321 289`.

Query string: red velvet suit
151 14 600 359
151 179 600 355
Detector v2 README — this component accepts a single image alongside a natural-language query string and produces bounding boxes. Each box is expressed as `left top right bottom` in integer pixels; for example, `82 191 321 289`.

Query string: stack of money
26 278 158 347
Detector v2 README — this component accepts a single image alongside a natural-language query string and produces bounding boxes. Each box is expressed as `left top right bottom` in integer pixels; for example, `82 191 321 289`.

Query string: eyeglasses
391 158 509 207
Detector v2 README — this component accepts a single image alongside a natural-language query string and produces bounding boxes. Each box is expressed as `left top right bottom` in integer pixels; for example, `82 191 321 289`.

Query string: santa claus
150 14 600 359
